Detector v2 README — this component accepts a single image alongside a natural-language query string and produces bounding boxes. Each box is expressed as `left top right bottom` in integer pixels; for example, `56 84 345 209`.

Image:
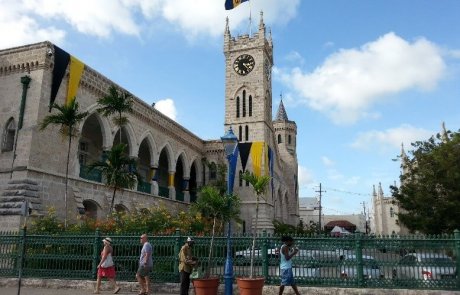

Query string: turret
273 96 297 155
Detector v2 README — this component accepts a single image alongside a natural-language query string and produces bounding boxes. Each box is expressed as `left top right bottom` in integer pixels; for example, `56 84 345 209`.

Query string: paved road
2 287 173 295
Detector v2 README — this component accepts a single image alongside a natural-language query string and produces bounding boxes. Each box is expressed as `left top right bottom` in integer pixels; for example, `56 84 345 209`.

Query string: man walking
136 234 153 295
178 237 197 295
279 236 301 295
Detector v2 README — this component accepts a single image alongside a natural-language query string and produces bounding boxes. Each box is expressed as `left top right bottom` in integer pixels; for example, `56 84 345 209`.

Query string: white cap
103 237 112 244
187 237 194 242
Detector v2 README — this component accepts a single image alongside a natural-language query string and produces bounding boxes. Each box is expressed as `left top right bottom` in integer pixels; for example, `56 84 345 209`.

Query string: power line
325 187 373 197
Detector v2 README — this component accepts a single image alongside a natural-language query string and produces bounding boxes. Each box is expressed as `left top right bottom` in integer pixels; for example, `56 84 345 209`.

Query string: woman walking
95 237 121 294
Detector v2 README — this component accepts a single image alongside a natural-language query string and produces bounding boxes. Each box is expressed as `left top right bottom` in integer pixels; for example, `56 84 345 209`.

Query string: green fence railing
137 181 151 194
1 229 459 290
79 165 102 183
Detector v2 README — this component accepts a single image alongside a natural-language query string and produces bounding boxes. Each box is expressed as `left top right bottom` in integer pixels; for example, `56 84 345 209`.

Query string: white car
234 246 279 259
340 254 384 279
392 252 456 281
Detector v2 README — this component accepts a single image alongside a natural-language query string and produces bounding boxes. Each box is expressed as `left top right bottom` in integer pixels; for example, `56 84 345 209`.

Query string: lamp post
221 127 238 295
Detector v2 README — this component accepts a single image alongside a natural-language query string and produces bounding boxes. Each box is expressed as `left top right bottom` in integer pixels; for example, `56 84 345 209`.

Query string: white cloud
0 2 66 48
284 51 304 65
298 165 314 188
350 124 433 151
0 0 300 48
154 98 177 121
321 156 335 167
278 32 446 124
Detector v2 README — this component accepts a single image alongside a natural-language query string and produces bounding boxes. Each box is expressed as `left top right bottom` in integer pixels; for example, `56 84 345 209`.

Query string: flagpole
248 0 252 36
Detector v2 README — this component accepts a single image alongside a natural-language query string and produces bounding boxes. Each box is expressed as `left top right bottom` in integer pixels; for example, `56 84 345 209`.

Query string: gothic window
245 125 249 141
239 170 243 187
277 134 282 144
249 95 252 117
238 125 242 141
236 96 240 118
242 90 246 117
209 162 217 180
2 118 15 152
288 135 291 144
390 207 394 218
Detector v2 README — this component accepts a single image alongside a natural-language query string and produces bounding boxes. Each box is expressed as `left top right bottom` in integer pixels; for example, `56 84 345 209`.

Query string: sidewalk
2 287 172 295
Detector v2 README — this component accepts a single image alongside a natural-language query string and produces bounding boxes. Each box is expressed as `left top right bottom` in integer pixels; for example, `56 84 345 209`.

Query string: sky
1 0 459 216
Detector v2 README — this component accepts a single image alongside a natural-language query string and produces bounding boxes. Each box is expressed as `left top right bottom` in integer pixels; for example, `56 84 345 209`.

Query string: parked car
275 256 321 278
340 254 384 279
392 252 456 281
234 245 279 259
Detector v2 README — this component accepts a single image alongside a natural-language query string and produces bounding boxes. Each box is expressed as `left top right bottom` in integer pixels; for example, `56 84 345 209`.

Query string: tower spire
441 121 449 142
275 94 288 121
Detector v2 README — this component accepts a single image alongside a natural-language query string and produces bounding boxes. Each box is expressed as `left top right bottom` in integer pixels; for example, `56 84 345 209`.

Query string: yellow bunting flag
66 56 84 104
250 141 264 177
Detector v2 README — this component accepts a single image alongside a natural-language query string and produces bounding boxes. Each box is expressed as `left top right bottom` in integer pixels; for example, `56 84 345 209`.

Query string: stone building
372 182 407 235
0 13 299 232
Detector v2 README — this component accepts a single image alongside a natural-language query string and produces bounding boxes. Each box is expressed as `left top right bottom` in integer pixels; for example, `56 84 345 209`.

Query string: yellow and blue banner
225 0 249 10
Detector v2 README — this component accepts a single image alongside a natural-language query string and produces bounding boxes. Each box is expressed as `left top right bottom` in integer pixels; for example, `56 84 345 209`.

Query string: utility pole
361 202 368 234
315 183 326 233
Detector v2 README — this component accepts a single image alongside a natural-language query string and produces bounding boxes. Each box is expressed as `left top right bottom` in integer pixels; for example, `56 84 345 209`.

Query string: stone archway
79 113 104 182
157 147 171 198
83 199 101 219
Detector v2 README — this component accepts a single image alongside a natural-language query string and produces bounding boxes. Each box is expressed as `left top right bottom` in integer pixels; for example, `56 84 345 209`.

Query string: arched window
245 125 249 141
236 96 240 118
249 95 252 116
390 207 394 218
239 170 243 187
238 125 242 141
2 118 15 152
242 90 246 117
209 162 217 180
277 134 282 144
288 135 291 144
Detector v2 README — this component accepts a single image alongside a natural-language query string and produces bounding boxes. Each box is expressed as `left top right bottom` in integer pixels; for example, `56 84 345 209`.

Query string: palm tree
96 85 134 144
241 171 271 279
191 186 241 278
88 143 140 214
40 97 89 228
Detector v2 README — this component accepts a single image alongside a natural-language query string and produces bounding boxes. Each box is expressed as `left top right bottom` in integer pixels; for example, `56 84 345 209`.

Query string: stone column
150 165 158 196
168 171 176 200
183 177 190 203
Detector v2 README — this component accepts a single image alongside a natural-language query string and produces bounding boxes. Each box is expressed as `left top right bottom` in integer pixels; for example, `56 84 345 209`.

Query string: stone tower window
239 170 243 187
236 96 240 118
209 162 217 180
242 90 246 117
238 125 242 141
390 207 394 218
288 135 291 144
2 118 15 152
277 134 282 144
249 95 252 117
245 125 249 141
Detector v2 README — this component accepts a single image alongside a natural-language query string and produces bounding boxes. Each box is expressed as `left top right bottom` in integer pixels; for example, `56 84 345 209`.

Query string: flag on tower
225 0 249 10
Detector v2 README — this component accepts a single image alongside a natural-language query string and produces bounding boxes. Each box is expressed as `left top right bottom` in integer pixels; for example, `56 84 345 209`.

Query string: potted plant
190 185 241 295
237 172 271 295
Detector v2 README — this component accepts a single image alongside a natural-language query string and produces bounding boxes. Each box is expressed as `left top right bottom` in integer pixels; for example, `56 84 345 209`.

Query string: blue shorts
280 268 295 286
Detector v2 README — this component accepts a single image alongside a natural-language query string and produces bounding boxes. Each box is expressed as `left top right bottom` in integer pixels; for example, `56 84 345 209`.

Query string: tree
390 130 460 234
241 171 270 279
96 85 133 143
88 143 140 215
190 186 240 278
40 97 88 228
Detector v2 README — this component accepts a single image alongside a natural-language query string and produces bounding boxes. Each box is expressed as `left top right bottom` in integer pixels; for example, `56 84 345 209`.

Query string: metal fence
1 229 459 291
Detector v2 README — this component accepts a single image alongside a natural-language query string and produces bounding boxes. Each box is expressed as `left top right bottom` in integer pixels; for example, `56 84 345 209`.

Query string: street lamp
221 126 238 295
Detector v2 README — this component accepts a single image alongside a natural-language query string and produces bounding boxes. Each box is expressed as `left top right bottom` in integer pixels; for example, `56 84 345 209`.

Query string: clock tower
223 13 282 233
224 12 273 144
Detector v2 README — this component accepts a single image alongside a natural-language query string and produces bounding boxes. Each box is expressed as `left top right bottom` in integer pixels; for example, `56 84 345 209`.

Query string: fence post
92 228 101 279
262 230 268 281
454 229 460 290
174 228 181 283
16 226 27 295
354 231 364 288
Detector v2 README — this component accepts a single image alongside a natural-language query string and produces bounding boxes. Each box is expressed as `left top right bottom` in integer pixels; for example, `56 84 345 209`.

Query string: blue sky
2 0 459 215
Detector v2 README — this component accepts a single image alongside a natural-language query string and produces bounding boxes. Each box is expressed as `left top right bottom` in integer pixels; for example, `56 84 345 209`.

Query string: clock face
233 54 255 76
